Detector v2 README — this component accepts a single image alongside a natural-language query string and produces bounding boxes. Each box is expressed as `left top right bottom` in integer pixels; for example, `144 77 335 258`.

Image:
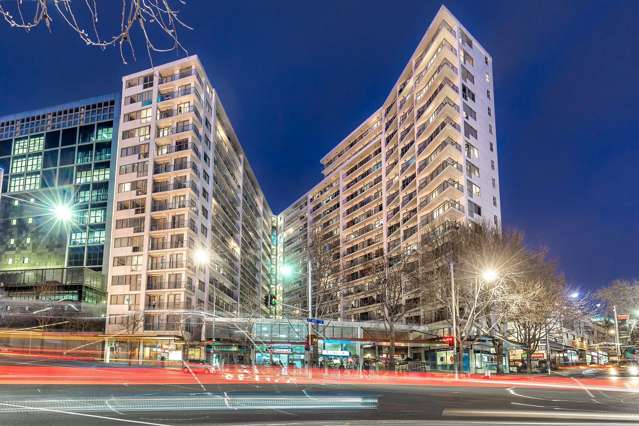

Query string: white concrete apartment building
106 56 273 338
278 6 501 325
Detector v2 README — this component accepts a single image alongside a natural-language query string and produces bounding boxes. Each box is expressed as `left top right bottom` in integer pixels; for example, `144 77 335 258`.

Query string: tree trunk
526 352 533 374
494 339 504 374
457 337 464 374
389 324 395 371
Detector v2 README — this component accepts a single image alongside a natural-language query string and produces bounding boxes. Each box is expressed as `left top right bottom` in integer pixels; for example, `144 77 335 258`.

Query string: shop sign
531 352 545 359
321 350 349 357
272 348 292 354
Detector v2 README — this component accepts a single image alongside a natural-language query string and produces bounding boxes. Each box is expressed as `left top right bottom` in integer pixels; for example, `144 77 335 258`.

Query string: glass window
86 246 104 266
0 139 12 156
70 231 87 246
11 156 26 173
41 169 56 188
24 174 40 190
67 247 85 266
26 154 42 172
13 137 28 155
9 176 25 192
58 167 74 185
75 185 91 203
43 150 58 168
88 208 106 224
59 147 75 166
45 131 60 149
28 135 44 152
61 127 77 146
79 124 95 144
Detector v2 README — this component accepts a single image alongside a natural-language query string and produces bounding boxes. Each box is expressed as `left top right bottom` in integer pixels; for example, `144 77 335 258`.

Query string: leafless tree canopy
596 279 639 315
307 227 340 319
0 0 191 63
367 249 418 367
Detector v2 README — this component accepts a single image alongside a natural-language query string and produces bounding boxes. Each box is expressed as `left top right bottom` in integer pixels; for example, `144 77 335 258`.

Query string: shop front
255 343 306 368
318 339 358 368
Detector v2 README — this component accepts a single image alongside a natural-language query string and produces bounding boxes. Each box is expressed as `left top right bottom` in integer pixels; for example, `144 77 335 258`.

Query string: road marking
570 377 595 399
0 401 171 426
511 402 547 409
443 408 639 421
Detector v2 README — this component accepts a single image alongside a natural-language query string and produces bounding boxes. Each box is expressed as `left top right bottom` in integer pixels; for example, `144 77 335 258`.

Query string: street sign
306 318 324 325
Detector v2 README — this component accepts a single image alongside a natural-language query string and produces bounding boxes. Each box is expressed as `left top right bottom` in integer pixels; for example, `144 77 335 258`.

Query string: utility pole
307 258 312 369
545 324 551 375
450 261 459 379
613 305 621 362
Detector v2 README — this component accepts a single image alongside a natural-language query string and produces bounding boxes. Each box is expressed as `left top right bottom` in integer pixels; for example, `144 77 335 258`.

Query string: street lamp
52 203 73 222
481 268 499 284
279 264 293 279
569 291 580 299
193 248 209 265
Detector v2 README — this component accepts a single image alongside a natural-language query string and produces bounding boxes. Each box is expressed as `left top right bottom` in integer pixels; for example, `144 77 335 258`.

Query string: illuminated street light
52 203 73 222
279 264 294 278
569 291 580 299
481 268 498 283
193 248 209 265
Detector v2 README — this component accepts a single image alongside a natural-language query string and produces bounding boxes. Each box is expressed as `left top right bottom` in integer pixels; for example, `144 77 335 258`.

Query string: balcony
149 239 185 251
146 279 184 290
149 220 186 232
151 198 195 213
419 200 465 228
147 259 186 271
157 104 201 123
153 160 197 176
156 123 201 141
152 180 196 194
145 301 191 311
157 86 195 103
159 69 194 85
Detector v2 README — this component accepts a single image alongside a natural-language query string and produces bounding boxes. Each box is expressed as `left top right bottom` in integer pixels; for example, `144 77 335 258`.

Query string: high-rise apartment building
0 96 118 305
277 6 501 324
106 56 273 339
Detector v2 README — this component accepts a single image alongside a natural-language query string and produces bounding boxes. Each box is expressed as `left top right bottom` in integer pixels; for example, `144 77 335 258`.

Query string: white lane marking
0 401 171 426
571 377 595 399
511 402 547 409
105 399 124 415
182 363 207 392
443 408 639 421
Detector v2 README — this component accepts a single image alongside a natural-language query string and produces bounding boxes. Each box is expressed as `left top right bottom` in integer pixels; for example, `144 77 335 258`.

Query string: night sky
0 1 637 291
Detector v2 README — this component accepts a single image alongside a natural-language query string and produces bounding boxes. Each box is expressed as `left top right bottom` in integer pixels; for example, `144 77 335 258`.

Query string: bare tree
307 228 340 320
419 223 532 373
367 249 418 369
596 279 639 316
0 0 191 63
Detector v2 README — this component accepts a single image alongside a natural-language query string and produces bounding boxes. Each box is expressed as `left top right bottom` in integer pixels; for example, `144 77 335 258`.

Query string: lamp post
613 305 621 362
449 261 458 378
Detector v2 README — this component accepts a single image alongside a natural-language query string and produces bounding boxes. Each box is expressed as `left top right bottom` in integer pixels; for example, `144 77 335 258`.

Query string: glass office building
0 95 119 303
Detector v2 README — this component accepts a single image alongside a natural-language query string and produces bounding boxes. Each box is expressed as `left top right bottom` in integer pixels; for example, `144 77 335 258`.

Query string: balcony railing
151 198 195 212
145 301 191 311
147 259 186 271
149 220 187 231
149 240 186 251
158 69 194 84
156 123 201 141
152 180 196 194
157 104 200 122
146 279 184 290
157 86 196 102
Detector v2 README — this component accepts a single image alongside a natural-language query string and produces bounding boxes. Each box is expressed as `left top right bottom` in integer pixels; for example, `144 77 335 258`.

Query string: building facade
106 56 273 340
277 6 501 324
0 96 118 305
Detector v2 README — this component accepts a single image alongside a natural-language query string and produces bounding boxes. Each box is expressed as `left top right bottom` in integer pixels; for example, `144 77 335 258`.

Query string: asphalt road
1 381 639 425
1 354 639 425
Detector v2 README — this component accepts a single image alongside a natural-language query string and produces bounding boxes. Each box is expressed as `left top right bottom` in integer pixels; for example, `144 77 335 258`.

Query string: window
22 257 29 264
122 125 150 142
491 160 495 170
26 154 42 171
463 50 474 66
464 122 478 139
92 167 110 181
70 231 87 246
489 142 494 152
111 274 141 288
88 208 106 224
120 143 149 158
463 103 476 121
465 143 479 159
86 246 104 265
489 124 493 134
13 137 28 155
468 200 482 218
487 89 491 99
467 180 480 198
83 229 104 247
462 84 475 102
467 161 480 178
492 177 496 188
493 196 497 207
461 31 473 48
484 55 489 65
461 66 474 84
485 73 490 83
11 157 26 173
96 122 113 140
488 107 492 116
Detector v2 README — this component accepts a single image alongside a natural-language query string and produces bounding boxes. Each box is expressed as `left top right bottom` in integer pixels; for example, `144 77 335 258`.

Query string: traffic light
263 295 269 306
270 294 277 306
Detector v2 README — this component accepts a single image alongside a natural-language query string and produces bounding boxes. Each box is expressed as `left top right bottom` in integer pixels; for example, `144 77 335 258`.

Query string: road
1 354 639 425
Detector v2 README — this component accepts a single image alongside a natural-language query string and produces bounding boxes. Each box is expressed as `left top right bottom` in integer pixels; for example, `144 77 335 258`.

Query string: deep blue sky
0 1 637 291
